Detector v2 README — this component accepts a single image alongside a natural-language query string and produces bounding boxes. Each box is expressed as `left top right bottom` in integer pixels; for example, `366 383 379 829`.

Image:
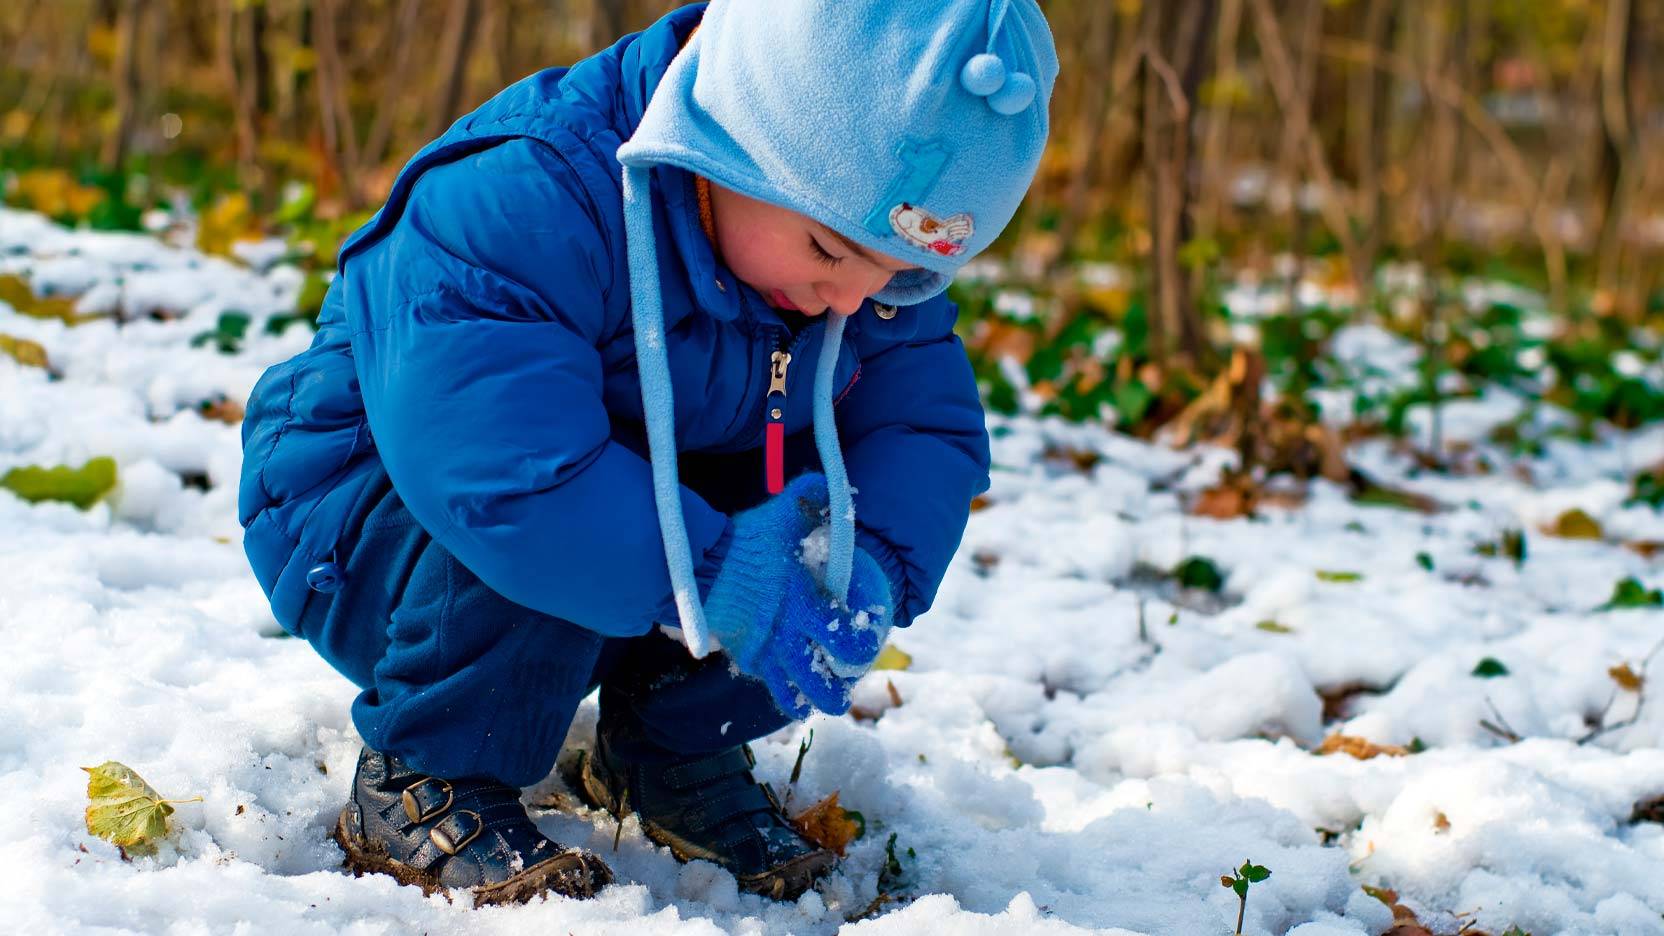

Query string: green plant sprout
1219 859 1271 935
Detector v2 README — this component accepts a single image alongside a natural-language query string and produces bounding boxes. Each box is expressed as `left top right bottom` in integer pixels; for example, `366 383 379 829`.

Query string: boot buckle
401 776 454 824
429 809 483 856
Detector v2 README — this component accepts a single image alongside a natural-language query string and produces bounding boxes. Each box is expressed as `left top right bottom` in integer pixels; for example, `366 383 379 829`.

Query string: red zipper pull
766 349 790 494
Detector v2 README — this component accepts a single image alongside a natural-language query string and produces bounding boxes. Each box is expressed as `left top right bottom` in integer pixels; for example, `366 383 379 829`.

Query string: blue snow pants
292 451 808 788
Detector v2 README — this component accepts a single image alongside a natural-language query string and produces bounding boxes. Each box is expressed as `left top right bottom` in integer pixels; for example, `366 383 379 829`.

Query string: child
238 0 1054 907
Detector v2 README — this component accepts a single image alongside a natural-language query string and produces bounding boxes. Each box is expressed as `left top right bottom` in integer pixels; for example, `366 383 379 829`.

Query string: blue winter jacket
238 4 990 649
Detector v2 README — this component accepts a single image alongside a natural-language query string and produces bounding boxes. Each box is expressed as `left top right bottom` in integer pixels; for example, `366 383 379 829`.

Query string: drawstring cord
623 164 856 657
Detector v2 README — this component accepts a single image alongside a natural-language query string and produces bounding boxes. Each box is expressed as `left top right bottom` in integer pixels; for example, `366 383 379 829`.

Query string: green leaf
1243 864 1271 882
1472 657 1510 678
1232 878 1248 897
82 761 200 854
1407 736 1427 754
1175 556 1225 592
1255 619 1294 634
1605 576 1664 609
1416 552 1435 572
843 808 866 840
1316 570 1363 583
1111 379 1155 426
2 456 118 509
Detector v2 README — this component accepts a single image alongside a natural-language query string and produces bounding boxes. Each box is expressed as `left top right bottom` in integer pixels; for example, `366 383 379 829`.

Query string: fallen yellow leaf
82 761 200 855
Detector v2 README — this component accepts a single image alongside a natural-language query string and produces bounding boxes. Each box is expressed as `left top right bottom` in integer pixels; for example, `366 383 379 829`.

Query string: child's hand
763 546 892 717
702 474 893 718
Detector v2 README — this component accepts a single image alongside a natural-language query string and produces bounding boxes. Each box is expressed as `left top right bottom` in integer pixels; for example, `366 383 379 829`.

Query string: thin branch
1478 695 1521 744
1245 0 1367 298
1578 634 1664 745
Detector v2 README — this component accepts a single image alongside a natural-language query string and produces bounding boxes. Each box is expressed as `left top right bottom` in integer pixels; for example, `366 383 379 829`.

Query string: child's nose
815 268 892 317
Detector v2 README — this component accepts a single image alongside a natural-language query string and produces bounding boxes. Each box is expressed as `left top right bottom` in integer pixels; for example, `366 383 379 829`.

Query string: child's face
707 183 919 317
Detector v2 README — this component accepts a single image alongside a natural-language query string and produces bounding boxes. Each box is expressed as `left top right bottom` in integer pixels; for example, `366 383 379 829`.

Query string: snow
2 206 1663 934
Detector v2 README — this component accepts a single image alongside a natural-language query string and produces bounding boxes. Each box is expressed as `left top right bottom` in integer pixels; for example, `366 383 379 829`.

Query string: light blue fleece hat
621 0 1057 306
620 0 1057 658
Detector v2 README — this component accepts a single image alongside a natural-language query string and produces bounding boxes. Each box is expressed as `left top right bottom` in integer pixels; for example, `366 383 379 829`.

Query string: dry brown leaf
1192 481 1255 519
197 398 245 424
1316 734 1408 760
1365 884 1435 935
1433 812 1451 832
790 792 861 857
1610 663 1644 692
850 680 906 723
1626 540 1664 558
969 494 993 513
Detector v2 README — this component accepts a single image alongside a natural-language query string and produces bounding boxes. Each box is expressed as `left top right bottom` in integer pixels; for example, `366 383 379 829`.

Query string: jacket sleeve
839 295 991 627
341 139 729 637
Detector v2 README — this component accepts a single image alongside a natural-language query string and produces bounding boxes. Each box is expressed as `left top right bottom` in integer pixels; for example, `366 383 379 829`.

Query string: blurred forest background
3 0 1664 493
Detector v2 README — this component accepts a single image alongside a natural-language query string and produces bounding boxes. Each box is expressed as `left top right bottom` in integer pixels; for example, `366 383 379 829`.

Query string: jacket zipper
765 333 791 495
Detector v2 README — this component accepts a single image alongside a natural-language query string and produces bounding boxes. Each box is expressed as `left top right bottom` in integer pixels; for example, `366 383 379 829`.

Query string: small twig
1478 696 1522 743
789 729 814 786
612 787 629 852
1579 634 1664 744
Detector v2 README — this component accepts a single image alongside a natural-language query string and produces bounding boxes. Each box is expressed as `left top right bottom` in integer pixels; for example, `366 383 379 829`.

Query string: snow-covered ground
2 207 1663 935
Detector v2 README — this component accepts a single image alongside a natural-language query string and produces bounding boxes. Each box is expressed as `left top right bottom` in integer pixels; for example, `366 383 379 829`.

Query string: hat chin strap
622 164 855 659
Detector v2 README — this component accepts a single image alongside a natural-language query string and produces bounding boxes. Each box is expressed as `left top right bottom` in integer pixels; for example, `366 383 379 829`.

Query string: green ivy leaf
1605 576 1664 609
1316 570 1363 583
1175 556 1225 592
1472 657 1510 678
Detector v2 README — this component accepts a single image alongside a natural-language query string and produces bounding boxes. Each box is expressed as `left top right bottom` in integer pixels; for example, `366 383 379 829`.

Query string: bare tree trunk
1050 1 1122 275
1142 0 1219 370
1347 0 1394 308
428 0 483 139
101 0 141 168
1414 0 1463 459
1274 0 1322 315
591 0 628 53
217 0 259 178
1596 0 1639 316
362 0 423 169
314 0 362 206
1194 0 1243 251
1248 0 1368 300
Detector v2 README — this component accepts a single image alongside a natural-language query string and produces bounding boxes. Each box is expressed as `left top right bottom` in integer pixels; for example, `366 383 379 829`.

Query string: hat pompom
960 53 1007 97
987 71 1036 115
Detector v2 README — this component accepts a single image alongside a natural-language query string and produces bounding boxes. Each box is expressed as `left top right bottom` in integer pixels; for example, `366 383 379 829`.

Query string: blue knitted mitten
703 473 832 676
764 546 893 716
703 473 894 718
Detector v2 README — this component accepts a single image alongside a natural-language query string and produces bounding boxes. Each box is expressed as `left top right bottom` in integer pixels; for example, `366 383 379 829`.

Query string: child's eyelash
808 237 843 269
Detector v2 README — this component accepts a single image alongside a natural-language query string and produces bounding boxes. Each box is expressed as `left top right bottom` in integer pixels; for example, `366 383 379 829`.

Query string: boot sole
568 749 836 902
332 806 612 905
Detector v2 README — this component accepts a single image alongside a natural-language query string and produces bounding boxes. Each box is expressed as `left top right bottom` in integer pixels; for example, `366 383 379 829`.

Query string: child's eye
808 236 843 270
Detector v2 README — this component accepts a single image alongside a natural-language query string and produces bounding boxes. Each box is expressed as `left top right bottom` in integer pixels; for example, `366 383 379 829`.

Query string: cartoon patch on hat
889 203 974 257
